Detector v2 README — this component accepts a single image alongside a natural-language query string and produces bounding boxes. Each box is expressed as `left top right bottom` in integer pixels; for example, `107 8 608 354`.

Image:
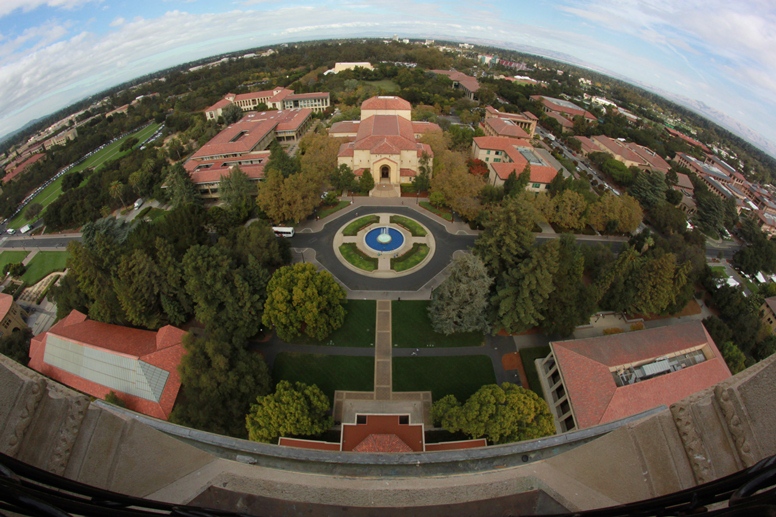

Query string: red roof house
538 321 731 432
28 310 187 420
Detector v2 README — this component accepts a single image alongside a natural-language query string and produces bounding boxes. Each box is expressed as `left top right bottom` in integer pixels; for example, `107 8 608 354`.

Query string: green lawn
391 300 484 347
419 201 453 221
318 201 349 219
519 346 551 396
310 300 376 347
339 243 378 271
0 251 30 272
390 215 426 236
8 123 161 230
272 353 374 401
343 215 379 236
21 251 70 285
391 243 429 272
393 356 496 402
710 265 727 277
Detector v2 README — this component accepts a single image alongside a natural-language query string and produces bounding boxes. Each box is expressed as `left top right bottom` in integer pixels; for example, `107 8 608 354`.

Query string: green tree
331 163 355 192
474 195 537 278
541 235 594 337
587 192 643 234
721 342 747 374
265 140 299 178
0 328 32 365
431 383 554 444
182 244 269 345
155 237 193 327
246 380 333 443
428 253 493 335
502 170 518 197
25 202 43 220
629 253 690 315
104 391 127 408
112 249 163 329
170 333 272 438
61 171 84 192
221 103 243 125
414 153 431 193
167 137 185 161
629 171 666 209
359 169 375 194
109 180 127 208
165 163 200 209
491 239 560 333
550 189 587 230
262 263 346 342
226 221 291 271
219 166 256 221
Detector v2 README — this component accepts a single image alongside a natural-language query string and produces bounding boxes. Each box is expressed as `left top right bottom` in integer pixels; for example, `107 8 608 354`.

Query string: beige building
330 96 440 196
430 70 480 101
0 293 28 339
471 136 558 192
760 297 776 332
205 88 330 120
481 106 537 138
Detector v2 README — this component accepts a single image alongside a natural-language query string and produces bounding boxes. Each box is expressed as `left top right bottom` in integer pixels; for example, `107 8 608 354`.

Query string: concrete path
374 300 392 400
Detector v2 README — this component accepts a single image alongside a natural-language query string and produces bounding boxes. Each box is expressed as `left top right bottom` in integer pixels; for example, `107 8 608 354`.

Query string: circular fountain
365 226 404 252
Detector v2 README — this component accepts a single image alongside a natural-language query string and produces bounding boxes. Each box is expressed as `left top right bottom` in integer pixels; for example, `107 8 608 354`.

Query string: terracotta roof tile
483 118 530 139
361 96 411 111
352 434 414 453
551 321 731 429
0 293 14 320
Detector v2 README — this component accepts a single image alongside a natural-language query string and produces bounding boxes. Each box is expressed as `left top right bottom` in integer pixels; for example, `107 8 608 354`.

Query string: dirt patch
502 352 520 370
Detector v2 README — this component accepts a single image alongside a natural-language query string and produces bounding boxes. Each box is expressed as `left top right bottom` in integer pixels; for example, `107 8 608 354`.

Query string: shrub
603 328 624 335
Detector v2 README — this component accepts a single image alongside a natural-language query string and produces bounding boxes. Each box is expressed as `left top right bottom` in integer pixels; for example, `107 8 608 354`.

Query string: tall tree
265 140 299 178
629 252 690 315
359 169 375 194
492 239 560 333
428 253 493 335
246 380 333 443
0 328 32 365
221 103 243 125
550 189 587 230
414 152 431 193
165 163 199 209
474 195 537 278
219 166 256 221
331 163 355 192
262 263 346 342
541 235 593 337
431 383 554 444
170 333 272 438
109 180 127 208
113 249 163 329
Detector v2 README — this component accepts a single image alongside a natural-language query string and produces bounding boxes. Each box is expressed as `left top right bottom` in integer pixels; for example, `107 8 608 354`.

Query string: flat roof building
536 321 731 434
28 310 186 420
472 136 558 192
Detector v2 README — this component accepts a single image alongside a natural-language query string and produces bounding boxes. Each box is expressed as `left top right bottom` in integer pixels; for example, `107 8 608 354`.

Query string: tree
164 164 199 208
298 130 342 182
629 252 690 315
431 383 554 444
650 201 687 235
265 140 299 178
262 263 346 342
219 166 256 221
104 391 127 408
246 380 333 443
721 342 747 374
629 171 666 209
430 149 484 221
4 262 26 278
0 328 32 365
415 153 432 193
428 253 493 335
167 137 185 161
170 333 272 438
182 244 270 345
491 239 560 333
109 180 127 208
61 171 84 192
474 195 537 278
587 192 643 234
119 137 139 152
549 189 587 230
331 163 355 192
503 170 518 197
112 249 163 329
359 169 374 194
541 235 594 337
25 202 43 220
221 103 243 125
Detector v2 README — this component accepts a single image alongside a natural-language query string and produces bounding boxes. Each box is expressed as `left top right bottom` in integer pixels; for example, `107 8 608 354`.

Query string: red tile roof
400 168 416 177
545 111 574 128
361 96 411 112
531 95 596 120
592 135 645 164
329 121 360 135
482 118 529 139
184 153 269 185
204 98 232 113
352 434 414 453
473 136 558 183
0 293 14 320
551 321 731 429
431 70 480 93
675 172 695 192
666 127 710 152
342 415 424 452
27 310 186 420
410 121 442 134
4 152 44 184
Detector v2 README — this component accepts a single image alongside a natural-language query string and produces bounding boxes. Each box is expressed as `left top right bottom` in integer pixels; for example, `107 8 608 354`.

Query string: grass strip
390 215 426 236
0 251 30 272
419 201 452 221
339 243 378 271
342 215 379 236
318 201 350 219
391 243 429 272
519 346 551 396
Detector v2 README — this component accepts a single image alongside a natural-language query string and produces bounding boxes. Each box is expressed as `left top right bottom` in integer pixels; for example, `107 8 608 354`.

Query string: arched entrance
380 165 390 183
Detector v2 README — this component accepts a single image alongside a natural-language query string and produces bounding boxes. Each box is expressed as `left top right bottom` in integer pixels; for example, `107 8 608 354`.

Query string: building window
533 183 541 188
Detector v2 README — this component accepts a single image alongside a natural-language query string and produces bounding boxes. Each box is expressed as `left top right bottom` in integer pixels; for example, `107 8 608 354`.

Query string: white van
134 198 145 210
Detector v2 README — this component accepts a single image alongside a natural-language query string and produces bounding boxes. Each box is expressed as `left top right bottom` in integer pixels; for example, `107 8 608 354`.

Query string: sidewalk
295 195 479 236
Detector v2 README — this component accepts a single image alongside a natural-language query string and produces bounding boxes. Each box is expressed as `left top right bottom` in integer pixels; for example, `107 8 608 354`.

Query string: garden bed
342 215 379 236
318 201 350 219
339 243 378 271
419 201 453 221
389 215 426 236
391 243 429 272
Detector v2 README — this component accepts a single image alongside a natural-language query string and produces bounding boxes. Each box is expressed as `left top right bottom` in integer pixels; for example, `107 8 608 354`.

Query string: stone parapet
1 352 775 511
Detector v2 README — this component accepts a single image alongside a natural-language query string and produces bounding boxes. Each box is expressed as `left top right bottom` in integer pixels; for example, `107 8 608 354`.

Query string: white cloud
109 17 125 27
0 0 100 18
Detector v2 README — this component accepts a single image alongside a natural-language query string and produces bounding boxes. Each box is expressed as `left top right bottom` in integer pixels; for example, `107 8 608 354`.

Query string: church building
329 96 440 197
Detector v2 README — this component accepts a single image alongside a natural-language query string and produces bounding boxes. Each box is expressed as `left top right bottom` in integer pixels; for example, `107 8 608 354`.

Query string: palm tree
109 180 127 208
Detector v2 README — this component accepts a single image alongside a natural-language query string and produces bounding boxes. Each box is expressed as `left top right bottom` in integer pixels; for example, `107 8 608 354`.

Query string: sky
1 0 775 156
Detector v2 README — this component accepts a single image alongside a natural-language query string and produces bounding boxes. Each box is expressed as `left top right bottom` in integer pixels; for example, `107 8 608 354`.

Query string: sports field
8 123 160 229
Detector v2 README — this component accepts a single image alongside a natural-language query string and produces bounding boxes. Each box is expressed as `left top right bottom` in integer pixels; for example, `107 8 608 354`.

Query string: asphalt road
292 206 477 291
0 234 80 249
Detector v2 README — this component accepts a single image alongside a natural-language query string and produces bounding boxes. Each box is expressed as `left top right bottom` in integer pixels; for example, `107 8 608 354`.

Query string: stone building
0 292 27 339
